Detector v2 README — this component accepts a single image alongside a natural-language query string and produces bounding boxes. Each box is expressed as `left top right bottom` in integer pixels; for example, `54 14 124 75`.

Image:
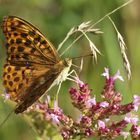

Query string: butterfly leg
66 69 79 83
55 82 62 102
55 70 78 101
68 69 78 77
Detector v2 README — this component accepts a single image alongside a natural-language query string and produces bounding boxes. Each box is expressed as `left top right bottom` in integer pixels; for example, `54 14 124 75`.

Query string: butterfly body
48 58 72 90
1 16 72 113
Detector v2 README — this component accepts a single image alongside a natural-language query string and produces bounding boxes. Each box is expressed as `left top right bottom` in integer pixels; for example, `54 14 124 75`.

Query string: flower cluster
23 68 140 139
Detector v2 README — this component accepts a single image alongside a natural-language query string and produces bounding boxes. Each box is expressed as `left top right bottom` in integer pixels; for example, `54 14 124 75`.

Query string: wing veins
3 25 58 63
2 16 61 64
15 69 60 113
9 60 54 67
7 52 55 63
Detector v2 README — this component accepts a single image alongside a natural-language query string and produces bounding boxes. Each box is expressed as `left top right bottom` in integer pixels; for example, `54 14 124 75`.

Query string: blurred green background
0 0 140 140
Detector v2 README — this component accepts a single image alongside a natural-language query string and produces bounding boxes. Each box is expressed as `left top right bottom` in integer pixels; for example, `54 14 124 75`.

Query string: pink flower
100 101 109 108
101 67 109 79
98 120 105 129
50 114 60 125
48 100 63 125
85 97 96 108
131 125 140 137
74 76 84 87
124 113 139 125
69 88 79 100
113 70 124 81
102 68 124 81
133 95 140 111
61 128 71 139
45 112 51 121
80 116 92 127
84 128 93 136
24 68 140 140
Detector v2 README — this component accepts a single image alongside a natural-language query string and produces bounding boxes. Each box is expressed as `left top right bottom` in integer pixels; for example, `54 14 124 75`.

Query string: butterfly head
63 58 72 67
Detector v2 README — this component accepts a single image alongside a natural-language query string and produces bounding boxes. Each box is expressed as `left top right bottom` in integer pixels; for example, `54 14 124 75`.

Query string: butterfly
1 16 72 114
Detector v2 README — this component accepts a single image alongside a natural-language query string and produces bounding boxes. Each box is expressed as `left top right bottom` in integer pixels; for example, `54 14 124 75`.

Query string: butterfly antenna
0 108 14 128
71 53 93 60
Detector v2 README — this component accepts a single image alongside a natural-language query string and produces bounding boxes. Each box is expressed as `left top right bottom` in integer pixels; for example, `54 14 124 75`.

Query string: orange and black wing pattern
2 16 60 64
1 16 60 110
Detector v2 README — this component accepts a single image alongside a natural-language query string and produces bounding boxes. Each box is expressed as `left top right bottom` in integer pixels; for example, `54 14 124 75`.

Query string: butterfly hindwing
3 62 53 101
15 68 60 113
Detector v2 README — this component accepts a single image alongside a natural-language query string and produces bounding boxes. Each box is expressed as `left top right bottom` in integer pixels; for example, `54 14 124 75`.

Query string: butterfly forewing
2 16 60 64
1 16 65 113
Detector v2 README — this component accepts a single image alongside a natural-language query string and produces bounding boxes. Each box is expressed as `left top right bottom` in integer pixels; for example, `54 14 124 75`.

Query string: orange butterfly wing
1 16 62 112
